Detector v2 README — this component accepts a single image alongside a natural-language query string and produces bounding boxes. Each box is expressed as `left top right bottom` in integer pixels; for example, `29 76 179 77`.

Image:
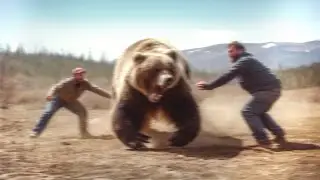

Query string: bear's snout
158 73 174 88
164 76 173 86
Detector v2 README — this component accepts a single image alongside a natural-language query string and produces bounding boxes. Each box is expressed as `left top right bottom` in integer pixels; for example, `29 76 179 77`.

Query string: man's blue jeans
241 89 285 143
32 96 64 135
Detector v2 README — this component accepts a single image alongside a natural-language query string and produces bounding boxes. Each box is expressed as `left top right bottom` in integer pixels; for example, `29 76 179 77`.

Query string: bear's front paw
169 134 188 147
136 133 150 143
126 133 151 150
168 130 196 147
127 141 147 150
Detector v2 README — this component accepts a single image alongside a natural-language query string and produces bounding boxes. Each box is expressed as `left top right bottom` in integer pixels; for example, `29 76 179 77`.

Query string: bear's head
128 49 182 103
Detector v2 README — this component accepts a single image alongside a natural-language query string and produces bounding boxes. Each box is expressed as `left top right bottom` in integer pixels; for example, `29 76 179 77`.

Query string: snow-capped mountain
182 40 320 72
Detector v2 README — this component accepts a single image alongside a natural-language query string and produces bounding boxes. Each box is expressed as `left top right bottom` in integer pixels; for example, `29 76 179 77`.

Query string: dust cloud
88 87 320 149
88 94 248 149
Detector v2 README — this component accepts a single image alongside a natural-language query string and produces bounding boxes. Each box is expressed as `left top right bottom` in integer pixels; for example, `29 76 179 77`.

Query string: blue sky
0 0 319 60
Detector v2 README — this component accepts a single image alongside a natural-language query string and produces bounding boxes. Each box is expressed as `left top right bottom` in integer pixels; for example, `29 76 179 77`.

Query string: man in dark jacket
196 41 287 148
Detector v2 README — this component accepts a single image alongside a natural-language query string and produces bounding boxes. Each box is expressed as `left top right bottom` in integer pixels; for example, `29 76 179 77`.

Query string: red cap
72 67 86 74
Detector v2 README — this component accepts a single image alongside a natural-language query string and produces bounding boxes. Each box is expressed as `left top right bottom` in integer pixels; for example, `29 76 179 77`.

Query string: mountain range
181 40 320 72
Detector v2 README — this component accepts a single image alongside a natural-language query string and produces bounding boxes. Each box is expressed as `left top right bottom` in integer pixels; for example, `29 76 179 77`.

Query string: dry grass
309 87 320 103
0 77 17 109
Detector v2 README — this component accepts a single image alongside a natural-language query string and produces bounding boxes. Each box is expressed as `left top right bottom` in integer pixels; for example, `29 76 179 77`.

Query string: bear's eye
154 67 162 73
167 65 176 74
168 68 176 75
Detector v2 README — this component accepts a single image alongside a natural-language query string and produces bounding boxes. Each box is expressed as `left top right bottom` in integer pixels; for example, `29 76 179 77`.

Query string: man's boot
29 131 40 138
80 131 94 139
79 118 94 139
273 135 288 148
257 139 273 149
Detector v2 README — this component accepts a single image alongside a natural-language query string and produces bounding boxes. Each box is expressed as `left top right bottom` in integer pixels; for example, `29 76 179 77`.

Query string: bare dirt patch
1 87 319 180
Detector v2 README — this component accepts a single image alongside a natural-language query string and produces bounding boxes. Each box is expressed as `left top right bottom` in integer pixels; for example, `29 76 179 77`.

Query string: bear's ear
166 49 177 61
133 52 146 64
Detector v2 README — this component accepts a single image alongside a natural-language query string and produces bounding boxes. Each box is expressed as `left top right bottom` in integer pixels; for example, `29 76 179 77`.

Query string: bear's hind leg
111 101 150 150
162 94 201 147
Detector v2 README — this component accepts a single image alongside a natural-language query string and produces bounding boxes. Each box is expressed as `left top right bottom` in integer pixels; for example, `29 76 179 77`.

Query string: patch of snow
262 43 277 48
186 49 201 54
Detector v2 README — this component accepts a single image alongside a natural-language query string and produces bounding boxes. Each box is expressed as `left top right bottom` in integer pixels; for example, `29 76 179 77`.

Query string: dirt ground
1 87 320 180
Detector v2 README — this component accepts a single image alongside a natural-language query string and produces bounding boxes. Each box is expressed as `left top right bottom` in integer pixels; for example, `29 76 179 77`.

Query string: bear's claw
127 141 147 150
126 133 150 150
136 133 151 143
168 128 199 147
169 134 188 147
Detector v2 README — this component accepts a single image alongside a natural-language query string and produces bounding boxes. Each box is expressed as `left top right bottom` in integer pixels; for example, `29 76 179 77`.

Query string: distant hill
182 40 320 73
1 40 320 79
0 44 319 93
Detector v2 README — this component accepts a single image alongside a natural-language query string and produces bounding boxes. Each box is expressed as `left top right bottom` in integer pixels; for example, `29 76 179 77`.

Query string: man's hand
196 81 213 90
46 96 53 101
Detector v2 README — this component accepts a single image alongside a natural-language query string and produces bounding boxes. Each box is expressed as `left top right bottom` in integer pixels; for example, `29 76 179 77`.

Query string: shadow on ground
133 135 245 160
146 145 245 160
131 136 320 160
59 134 115 140
272 141 320 152
244 140 320 153
57 132 320 160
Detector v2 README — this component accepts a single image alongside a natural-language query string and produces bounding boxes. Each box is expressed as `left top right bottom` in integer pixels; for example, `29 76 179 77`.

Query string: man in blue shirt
196 41 287 148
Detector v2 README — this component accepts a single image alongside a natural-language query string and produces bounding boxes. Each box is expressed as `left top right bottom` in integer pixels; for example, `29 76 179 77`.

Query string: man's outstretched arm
207 59 245 89
85 81 111 98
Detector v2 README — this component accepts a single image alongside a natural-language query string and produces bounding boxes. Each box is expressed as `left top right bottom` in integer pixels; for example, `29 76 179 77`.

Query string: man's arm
85 81 111 99
46 78 72 97
207 59 245 89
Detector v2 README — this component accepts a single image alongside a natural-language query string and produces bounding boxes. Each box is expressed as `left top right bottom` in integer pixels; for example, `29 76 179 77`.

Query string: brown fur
110 38 200 150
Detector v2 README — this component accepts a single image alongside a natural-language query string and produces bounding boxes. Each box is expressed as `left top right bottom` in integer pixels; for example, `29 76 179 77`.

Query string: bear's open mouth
148 85 165 103
148 93 163 103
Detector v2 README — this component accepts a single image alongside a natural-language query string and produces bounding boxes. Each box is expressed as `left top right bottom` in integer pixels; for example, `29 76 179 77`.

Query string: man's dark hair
228 41 246 51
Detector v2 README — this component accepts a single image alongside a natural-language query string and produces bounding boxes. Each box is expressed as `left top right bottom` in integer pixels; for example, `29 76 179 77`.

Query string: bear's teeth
155 94 162 98
149 93 163 102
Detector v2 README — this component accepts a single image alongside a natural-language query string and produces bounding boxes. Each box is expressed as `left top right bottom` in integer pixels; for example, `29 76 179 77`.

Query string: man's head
227 41 246 62
72 67 86 81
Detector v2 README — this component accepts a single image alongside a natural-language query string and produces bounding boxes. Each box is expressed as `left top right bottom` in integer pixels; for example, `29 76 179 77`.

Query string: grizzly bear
110 38 201 150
